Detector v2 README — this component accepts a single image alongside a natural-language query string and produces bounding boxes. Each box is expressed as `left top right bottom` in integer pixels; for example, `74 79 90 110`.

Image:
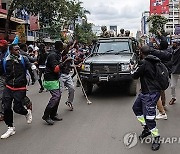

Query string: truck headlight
82 64 90 72
121 64 130 71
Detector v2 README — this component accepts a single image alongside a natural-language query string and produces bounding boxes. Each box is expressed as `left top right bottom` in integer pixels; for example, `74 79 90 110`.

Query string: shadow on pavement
89 83 133 98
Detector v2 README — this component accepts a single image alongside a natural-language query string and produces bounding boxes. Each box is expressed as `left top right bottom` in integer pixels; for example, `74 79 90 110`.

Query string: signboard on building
16 25 26 43
150 0 169 15
30 15 40 31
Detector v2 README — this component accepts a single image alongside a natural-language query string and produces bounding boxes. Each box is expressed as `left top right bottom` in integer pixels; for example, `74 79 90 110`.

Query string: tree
74 21 97 44
45 0 91 40
147 15 168 36
4 0 65 40
65 0 90 35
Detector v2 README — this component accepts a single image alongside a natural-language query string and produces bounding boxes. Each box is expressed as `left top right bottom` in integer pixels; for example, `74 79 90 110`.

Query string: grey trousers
171 74 180 99
60 74 75 103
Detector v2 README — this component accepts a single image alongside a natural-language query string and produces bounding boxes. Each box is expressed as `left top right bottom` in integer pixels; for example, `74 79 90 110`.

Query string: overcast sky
81 0 150 35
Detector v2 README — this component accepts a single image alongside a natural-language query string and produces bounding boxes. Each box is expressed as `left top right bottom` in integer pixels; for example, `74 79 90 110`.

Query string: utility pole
173 0 175 35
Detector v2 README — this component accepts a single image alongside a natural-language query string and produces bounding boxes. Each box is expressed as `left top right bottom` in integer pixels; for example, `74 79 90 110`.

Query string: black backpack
154 62 169 90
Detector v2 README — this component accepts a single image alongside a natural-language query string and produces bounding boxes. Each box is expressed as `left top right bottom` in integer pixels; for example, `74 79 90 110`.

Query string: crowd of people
0 36 90 138
100 26 131 38
0 31 180 152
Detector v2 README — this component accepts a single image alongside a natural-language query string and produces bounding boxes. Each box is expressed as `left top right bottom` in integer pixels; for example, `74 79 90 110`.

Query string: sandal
169 98 176 105
65 102 74 111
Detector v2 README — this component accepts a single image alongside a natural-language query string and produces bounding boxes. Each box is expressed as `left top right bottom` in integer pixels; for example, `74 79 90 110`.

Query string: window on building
2 3 6 10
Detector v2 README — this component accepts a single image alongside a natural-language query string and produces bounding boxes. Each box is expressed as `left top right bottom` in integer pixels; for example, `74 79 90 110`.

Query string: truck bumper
80 72 133 83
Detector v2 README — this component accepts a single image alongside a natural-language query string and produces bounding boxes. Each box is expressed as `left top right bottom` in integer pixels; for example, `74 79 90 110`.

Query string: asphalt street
0 81 180 154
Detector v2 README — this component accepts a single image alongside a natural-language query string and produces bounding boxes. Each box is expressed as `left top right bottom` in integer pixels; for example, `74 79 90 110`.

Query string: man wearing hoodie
131 45 162 151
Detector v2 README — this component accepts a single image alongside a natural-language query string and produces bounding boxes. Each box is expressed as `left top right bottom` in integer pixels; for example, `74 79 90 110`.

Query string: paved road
0 82 180 154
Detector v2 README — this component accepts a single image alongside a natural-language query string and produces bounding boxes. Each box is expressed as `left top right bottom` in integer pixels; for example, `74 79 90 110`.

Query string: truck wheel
129 80 137 96
82 81 93 96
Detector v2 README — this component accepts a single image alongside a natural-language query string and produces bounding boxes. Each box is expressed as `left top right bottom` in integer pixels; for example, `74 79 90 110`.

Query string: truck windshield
97 41 130 53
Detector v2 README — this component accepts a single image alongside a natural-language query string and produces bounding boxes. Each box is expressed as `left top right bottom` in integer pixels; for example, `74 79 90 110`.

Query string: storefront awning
0 13 25 24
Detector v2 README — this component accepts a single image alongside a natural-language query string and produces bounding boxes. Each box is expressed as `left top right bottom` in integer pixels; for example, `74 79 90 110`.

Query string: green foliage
65 0 90 21
74 22 97 44
10 0 66 27
64 0 90 33
147 15 168 35
43 0 91 39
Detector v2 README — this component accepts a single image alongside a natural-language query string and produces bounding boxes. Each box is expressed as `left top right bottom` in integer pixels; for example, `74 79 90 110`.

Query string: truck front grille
92 64 118 74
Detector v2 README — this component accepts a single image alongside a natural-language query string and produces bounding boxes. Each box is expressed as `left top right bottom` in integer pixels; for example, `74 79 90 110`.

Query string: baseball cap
0 40 8 47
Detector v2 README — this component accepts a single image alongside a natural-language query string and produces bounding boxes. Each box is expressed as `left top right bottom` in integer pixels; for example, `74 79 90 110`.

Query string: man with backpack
131 45 169 151
0 44 33 139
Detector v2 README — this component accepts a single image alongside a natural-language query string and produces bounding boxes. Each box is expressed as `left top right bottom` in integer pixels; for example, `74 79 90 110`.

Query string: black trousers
38 68 45 89
2 87 28 127
43 89 61 119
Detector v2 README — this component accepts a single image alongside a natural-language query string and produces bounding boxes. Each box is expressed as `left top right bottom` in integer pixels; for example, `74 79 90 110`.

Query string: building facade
149 0 180 35
141 11 150 36
165 0 180 34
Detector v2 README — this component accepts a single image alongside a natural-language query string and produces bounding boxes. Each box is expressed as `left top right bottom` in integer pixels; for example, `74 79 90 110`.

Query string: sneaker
1 127 16 139
139 126 151 140
25 109 32 124
51 116 63 121
169 98 176 105
65 102 74 111
152 136 161 151
156 113 167 120
64 87 68 90
42 117 54 125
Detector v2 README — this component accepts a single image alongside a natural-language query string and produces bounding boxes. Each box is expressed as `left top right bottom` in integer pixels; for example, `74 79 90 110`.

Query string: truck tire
82 81 93 96
129 80 137 96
